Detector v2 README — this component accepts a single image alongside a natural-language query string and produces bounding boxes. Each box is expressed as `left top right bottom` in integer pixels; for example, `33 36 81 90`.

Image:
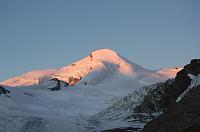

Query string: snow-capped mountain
1 49 181 87
0 49 183 132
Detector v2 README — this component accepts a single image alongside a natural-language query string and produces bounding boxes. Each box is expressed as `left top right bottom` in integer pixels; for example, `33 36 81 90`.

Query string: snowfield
0 49 181 131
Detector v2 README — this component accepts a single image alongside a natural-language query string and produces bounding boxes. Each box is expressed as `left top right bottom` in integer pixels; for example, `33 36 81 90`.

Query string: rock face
49 78 61 91
143 85 200 132
0 85 10 95
138 59 200 114
49 78 69 91
172 59 200 99
143 59 200 132
68 77 81 86
48 78 69 91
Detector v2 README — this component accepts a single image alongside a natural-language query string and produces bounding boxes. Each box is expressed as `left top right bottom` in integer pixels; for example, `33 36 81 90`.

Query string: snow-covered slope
0 49 183 132
0 49 181 87
87 79 175 130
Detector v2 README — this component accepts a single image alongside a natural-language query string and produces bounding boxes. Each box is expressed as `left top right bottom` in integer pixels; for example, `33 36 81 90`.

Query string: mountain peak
89 49 120 62
0 49 181 87
91 49 119 56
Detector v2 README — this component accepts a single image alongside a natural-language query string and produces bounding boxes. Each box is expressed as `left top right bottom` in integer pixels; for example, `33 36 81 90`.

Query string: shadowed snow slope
1 49 181 87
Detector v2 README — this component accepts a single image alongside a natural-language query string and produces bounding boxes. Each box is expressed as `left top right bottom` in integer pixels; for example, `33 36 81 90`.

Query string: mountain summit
1 49 181 87
0 49 186 132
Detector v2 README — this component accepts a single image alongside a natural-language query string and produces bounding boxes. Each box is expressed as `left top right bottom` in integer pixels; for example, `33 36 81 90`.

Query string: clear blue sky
0 0 200 82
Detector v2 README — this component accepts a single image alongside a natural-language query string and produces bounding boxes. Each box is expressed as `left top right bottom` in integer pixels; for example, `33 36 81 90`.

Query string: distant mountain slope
89 59 199 131
0 49 181 87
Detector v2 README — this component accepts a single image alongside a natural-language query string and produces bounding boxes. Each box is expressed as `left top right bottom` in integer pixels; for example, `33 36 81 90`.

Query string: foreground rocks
143 85 200 132
143 59 200 132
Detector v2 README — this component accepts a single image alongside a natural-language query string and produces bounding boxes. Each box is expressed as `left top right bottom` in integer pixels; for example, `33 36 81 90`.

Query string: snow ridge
1 49 181 87
176 73 200 102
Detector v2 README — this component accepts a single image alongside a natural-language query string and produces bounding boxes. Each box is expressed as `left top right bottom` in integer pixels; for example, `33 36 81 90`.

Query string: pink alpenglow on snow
1 49 182 87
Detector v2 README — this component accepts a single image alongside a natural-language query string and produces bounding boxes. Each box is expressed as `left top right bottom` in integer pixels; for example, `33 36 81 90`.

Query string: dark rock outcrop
68 77 81 86
142 59 200 132
172 59 200 100
48 78 69 91
136 59 200 115
143 85 200 132
48 78 61 91
0 85 10 95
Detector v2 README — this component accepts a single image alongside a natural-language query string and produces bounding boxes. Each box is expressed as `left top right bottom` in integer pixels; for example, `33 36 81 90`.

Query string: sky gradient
0 0 200 82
